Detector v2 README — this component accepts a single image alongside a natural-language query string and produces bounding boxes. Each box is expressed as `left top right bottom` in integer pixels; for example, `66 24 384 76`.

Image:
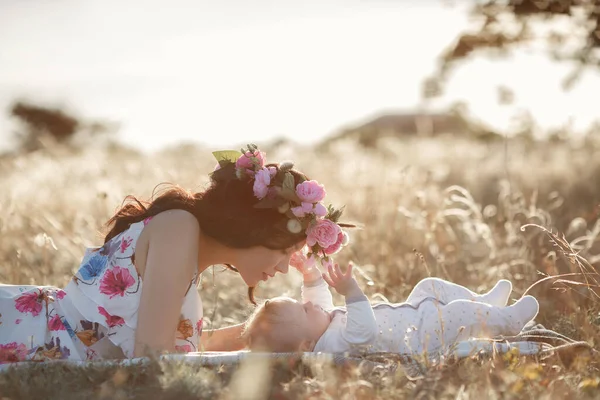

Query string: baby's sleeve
341 295 378 347
301 276 335 310
313 297 378 353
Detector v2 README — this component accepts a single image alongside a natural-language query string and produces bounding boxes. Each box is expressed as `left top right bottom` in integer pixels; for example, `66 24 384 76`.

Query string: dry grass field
1 134 599 399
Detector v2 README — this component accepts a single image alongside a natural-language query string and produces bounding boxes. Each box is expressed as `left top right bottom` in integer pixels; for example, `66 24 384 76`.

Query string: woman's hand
322 262 363 298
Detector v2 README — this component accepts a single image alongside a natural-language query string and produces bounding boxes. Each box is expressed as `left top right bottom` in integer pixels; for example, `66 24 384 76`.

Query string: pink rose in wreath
324 231 346 255
291 202 314 218
253 167 272 199
236 150 266 175
295 180 326 203
306 219 341 248
313 203 327 217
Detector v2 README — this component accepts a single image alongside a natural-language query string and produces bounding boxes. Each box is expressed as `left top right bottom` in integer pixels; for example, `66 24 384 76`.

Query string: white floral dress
0 217 203 363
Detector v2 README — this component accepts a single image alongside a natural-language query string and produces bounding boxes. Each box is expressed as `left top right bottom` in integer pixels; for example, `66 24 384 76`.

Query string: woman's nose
275 259 289 274
275 257 291 274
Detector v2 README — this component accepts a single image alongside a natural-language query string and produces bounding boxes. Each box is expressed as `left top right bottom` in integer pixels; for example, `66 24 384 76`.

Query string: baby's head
243 296 331 352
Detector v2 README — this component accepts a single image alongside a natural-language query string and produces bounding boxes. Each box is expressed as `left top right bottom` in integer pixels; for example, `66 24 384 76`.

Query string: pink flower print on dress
143 217 153 226
55 289 66 300
175 344 192 353
196 319 203 335
86 348 99 361
98 306 125 328
120 236 133 253
0 342 28 363
14 291 43 316
48 315 66 331
99 266 135 298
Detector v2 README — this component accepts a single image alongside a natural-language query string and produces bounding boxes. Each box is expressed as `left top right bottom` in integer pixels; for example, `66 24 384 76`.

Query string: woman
0 145 351 362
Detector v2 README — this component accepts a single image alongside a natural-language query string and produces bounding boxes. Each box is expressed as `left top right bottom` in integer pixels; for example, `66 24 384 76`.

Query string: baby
243 260 540 355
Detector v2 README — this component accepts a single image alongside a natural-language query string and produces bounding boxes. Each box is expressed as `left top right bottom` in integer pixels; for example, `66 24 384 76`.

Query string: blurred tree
497 85 515 105
510 109 538 141
425 0 600 99
9 100 117 152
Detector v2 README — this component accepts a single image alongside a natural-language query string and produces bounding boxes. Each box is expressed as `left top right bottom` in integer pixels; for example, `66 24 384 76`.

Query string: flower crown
212 144 349 264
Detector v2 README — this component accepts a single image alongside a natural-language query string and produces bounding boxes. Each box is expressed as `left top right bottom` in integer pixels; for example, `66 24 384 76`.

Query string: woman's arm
133 211 200 358
200 323 246 351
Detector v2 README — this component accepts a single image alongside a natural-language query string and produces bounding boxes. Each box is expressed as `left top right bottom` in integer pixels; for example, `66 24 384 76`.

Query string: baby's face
274 298 331 344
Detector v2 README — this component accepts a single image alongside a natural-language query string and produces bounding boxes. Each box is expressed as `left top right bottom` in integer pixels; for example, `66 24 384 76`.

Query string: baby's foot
479 279 512 307
505 295 540 335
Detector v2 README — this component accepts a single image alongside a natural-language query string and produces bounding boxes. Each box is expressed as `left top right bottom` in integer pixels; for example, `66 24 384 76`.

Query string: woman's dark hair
102 162 309 304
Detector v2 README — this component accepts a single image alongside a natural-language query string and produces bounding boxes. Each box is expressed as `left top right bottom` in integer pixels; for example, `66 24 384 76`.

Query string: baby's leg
414 295 539 353
405 277 512 307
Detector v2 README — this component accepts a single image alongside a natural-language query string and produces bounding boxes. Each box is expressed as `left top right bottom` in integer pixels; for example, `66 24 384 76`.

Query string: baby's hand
290 251 321 282
290 251 316 273
322 262 363 298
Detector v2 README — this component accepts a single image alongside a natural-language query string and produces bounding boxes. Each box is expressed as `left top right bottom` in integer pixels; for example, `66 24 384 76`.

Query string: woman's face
234 241 306 286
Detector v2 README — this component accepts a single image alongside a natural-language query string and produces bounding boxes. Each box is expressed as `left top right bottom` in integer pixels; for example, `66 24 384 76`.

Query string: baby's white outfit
304 277 539 355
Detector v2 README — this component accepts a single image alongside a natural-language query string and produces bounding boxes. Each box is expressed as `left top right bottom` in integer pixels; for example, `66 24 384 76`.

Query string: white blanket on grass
0 338 550 373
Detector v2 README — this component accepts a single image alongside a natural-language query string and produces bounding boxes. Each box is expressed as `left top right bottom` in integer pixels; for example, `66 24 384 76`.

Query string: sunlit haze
1 0 598 151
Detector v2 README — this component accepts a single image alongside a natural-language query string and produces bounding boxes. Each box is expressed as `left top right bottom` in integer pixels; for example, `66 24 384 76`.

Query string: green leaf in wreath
212 150 242 164
326 205 345 222
280 172 300 202
272 170 285 186
282 172 295 191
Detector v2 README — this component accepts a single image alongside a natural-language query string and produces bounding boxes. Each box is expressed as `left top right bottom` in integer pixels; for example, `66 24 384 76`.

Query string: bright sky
0 0 598 151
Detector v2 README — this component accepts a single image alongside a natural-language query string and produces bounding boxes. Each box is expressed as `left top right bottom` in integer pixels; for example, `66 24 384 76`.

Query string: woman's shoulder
146 209 200 237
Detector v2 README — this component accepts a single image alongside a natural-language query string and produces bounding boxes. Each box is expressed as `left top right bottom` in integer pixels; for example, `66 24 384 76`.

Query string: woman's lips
262 272 275 281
